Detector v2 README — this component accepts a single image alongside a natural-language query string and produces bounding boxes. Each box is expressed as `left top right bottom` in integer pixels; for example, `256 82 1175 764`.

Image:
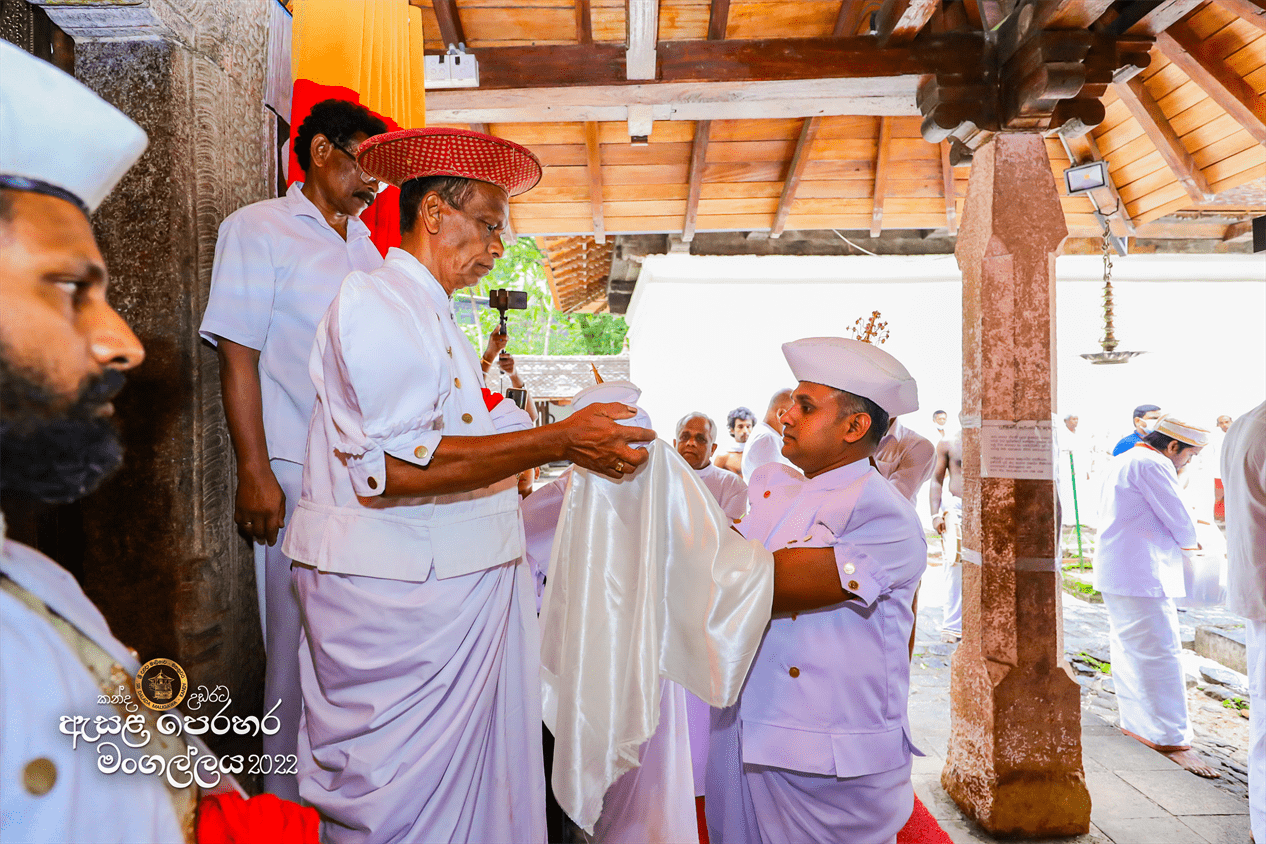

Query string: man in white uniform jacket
1094 415 1218 778
280 127 655 844
707 337 928 844
1221 401 1266 841
0 42 191 841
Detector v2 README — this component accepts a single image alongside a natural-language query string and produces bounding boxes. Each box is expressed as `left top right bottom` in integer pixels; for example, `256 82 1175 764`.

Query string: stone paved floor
909 558 1253 843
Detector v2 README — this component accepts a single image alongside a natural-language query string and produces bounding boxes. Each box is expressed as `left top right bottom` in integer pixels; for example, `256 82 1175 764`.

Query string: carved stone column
27 0 273 750
942 133 1091 836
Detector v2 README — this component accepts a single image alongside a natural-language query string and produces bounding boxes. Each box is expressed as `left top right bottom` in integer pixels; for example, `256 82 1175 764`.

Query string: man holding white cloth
707 337 928 844
281 128 654 843
1094 414 1218 778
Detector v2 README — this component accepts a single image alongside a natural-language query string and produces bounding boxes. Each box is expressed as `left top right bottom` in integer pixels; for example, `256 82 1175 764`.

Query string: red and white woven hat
357 127 542 196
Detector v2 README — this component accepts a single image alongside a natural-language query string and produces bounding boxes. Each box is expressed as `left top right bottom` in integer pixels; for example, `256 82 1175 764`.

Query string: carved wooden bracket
917 28 1152 159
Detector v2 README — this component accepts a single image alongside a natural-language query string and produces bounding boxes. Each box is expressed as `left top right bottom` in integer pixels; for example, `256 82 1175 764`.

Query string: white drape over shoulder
540 441 773 833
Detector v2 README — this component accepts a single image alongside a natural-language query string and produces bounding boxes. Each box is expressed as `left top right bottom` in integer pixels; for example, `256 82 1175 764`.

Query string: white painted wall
625 253 1265 460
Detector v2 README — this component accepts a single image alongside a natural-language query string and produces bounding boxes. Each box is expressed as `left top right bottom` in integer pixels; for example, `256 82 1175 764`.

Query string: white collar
383 247 453 312
803 457 872 492
286 181 371 240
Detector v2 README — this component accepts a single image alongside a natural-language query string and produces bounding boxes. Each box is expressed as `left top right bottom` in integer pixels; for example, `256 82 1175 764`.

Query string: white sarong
1248 619 1264 843
1103 592 1191 747
294 560 545 844
540 441 773 834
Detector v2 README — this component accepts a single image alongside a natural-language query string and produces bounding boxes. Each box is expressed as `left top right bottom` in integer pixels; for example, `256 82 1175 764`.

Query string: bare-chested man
930 429 964 641
714 406 756 476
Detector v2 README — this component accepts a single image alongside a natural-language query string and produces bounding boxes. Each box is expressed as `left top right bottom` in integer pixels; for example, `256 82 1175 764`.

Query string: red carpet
898 795 953 844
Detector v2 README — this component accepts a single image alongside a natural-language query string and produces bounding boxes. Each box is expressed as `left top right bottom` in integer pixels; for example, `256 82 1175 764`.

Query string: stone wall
28 0 274 757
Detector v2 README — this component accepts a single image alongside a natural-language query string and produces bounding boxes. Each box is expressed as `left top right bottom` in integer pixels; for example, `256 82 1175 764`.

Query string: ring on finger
615 460 625 473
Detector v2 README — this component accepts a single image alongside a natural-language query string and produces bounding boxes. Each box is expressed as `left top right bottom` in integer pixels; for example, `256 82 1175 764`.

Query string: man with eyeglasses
280 127 654 843
198 98 388 801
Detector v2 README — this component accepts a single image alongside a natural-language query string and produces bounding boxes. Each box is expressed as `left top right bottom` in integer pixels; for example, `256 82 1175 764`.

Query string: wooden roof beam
870 117 892 237
435 38 926 90
682 0 729 242
1112 75 1212 202
1158 22 1266 146
1219 0 1266 34
575 0 593 44
1060 133 1135 238
1034 0 1116 30
834 0 879 36
770 117 821 238
876 0 938 47
1118 0 1204 36
626 0 659 81
939 140 958 237
1223 220 1254 243
431 0 466 50
584 122 606 244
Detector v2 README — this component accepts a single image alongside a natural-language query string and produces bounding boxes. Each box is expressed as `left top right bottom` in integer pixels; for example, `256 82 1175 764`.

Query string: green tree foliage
454 237 628 357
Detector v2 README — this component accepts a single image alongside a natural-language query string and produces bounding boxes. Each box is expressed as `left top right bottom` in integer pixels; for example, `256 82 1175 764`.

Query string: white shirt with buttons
695 462 749 520
731 458 927 778
199 183 384 464
282 248 532 583
872 419 936 505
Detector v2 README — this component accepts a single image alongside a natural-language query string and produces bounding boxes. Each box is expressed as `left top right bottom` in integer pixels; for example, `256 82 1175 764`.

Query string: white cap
571 380 653 432
1154 414 1210 447
0 41 148 213
781 337 919 416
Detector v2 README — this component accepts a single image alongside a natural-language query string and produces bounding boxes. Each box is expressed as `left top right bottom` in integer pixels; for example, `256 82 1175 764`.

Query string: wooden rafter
870 117 891 237
575 0 592 44
1219 0 1266 34
626 0 659 81
833 0 875 36
939 140 958 236
683 121 710 242
1060 133 1135 238
1119 0 1204 36
1037 0 1116 30
1158 22 1266 146
708 0 730 39
429 38 927 90
468 122 489 134
1112 76 1212 202
584 121 605 243
431 0 466 50
876 0 938 47
1223 220 1254 242
683 0 729 242
770 117 821 238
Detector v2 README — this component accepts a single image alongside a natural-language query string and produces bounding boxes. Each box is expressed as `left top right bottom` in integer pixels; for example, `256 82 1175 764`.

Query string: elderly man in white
1221 401 1266 842
675 411 749 521
281 128 655 843
1094 415 1218 778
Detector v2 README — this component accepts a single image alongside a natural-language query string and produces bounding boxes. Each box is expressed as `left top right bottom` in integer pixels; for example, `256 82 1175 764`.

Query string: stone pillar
942 134 1091 836
29 0 273 753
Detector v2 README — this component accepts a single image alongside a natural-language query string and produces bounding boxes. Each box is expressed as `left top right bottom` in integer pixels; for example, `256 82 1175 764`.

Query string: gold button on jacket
461 413 473 424
414 445 429 459
23 758 56 796
788 666 800 678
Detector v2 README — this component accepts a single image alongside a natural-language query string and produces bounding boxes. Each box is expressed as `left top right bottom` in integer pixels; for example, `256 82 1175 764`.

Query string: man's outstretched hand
560 402 655 480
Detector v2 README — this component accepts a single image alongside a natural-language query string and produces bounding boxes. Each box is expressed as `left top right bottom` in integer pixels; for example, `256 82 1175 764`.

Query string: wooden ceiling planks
418 0 1263 239
539 235 614 312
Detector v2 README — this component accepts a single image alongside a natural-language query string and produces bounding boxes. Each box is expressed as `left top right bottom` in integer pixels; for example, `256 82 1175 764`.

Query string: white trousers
1103 593 1191 747
1248 619 1264 844
255 457 303 801
941 506 962 635
293 560 545 844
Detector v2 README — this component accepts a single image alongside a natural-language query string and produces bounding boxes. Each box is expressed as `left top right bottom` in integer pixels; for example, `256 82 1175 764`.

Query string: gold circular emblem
23 757 57 796
135 657 188 711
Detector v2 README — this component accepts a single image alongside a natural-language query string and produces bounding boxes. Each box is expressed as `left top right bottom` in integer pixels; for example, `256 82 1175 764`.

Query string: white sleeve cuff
831 542 884 607
348 430 445 497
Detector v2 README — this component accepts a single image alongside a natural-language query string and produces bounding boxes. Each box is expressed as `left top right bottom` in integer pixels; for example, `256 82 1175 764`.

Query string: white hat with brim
781 337 919 416
0 40 148 213
1154 415 1210 447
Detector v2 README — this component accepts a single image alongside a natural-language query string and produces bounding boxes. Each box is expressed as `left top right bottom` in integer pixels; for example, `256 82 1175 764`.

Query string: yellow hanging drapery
290 0 426 130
